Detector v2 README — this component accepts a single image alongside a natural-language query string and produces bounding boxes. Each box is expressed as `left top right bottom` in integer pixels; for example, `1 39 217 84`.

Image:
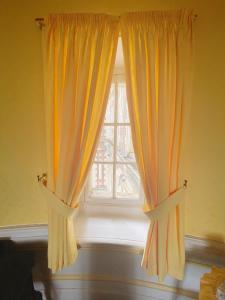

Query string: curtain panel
41 13 119 272
120 9 193 281
40 10 194 279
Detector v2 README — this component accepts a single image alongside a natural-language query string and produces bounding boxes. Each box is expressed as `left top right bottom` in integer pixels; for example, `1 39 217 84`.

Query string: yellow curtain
120 10 193 281
42 13 119 272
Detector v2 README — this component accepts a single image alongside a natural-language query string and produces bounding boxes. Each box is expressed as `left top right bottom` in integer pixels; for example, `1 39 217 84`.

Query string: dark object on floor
0 239 43 300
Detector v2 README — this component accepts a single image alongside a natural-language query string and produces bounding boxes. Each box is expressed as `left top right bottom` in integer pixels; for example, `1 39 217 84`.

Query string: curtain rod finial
35 17 45 30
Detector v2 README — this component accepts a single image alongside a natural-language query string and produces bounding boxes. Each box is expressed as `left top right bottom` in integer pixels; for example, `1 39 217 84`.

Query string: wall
0 0 225 241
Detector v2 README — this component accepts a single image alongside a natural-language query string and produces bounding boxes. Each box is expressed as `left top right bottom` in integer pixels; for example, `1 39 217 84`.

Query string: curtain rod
35 14 198 30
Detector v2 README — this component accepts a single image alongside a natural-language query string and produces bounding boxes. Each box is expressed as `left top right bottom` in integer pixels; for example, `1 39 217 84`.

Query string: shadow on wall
32 242 135 300
206 234 225 243
186 234 225 267
31 243 55 300
80 244 135 300
0 239 52 300
3 236 222 300
170 234 225 300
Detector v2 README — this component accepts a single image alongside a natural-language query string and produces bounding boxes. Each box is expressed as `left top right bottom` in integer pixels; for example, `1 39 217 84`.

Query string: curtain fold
42 13 119 272
120 9 193 281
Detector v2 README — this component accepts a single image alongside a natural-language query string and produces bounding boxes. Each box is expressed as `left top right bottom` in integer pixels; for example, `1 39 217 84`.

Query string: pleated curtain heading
41 10 194 280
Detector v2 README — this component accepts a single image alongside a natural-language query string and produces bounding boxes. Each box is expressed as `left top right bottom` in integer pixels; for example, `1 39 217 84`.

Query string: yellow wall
0 0 225 242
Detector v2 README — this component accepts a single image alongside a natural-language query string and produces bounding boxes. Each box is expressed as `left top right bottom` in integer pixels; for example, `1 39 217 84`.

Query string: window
85 74 142 205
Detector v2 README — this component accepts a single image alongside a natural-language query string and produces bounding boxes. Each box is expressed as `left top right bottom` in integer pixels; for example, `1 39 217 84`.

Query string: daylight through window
86 75 141 204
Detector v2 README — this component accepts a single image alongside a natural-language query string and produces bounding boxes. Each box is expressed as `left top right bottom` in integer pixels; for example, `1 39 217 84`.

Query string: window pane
115 164 140 199
89 163 113 198
116 126 135 162
117 83 129 123
95 126 114 162
104 83 115 123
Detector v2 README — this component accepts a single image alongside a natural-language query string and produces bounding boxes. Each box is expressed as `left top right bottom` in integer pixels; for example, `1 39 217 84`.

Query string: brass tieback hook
37 173 47 185
183 179 188 189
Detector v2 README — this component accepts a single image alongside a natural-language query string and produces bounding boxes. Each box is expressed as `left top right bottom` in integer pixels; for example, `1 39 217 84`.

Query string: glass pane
116 126 135 162
104 83 115 123
116 164 140 199
95 126 114 162
89 163 113 198
117 83 129 123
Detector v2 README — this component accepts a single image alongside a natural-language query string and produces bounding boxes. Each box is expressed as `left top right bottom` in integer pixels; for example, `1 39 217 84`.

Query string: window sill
75 203 149 248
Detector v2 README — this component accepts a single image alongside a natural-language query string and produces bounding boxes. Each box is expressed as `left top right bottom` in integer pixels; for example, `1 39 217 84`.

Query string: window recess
85 74 143 206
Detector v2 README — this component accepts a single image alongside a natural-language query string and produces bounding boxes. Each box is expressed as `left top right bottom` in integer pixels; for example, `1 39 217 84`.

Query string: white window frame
84 72 143 207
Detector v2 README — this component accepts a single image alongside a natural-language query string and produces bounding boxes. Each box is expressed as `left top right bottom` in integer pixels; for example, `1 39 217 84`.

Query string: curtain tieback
39 182 78 218
147 187 185 221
